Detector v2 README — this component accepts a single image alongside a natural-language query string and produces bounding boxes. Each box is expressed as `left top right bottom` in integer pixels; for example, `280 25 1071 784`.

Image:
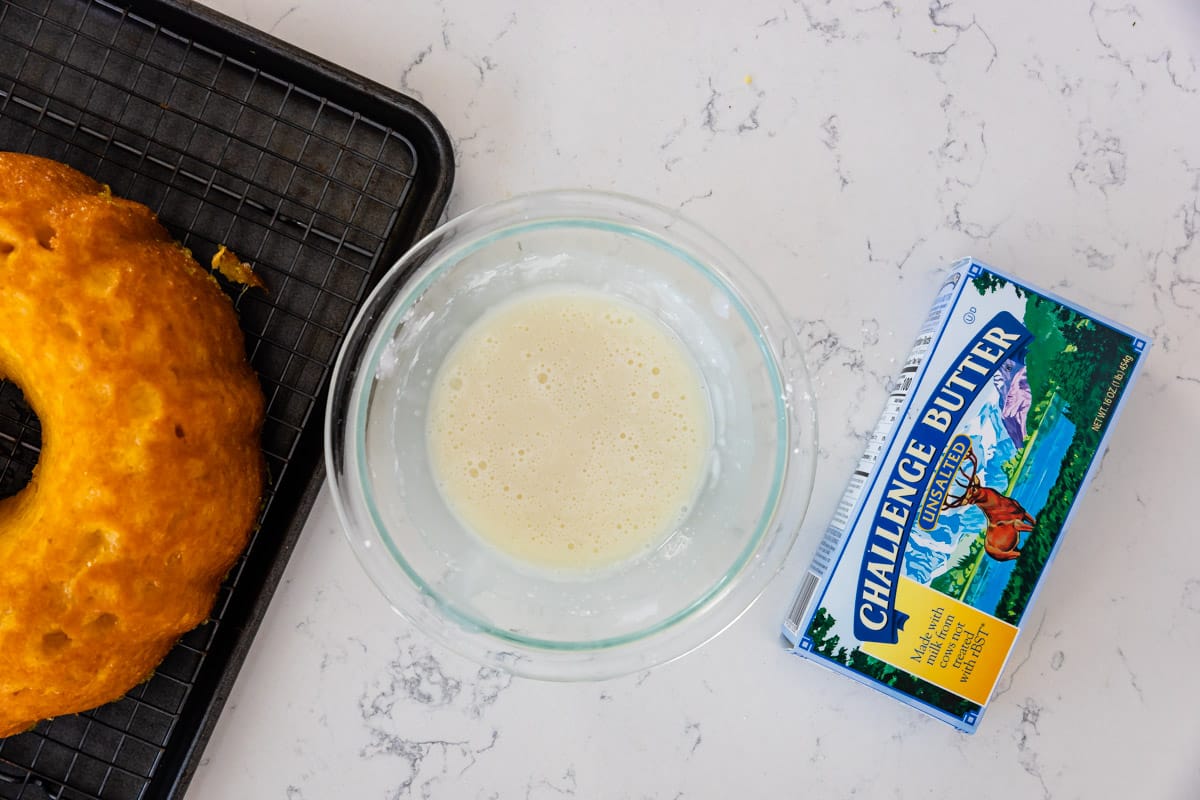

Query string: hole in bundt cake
98 322 120 347
34 224 55 250
76 529 113 565
0 240 13 255
89 613 118 632
0 379 40 500
174 423 185 438
42 630 71 653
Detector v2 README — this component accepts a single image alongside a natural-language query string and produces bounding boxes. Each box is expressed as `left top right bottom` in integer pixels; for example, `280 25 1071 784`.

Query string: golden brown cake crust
0 153 265 737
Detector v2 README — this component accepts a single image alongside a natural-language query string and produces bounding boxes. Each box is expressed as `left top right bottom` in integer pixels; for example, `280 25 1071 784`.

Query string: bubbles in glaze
427 288 711 570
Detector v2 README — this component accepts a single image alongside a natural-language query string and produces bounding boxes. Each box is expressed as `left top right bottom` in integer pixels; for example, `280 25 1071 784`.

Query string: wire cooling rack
0 0 453 796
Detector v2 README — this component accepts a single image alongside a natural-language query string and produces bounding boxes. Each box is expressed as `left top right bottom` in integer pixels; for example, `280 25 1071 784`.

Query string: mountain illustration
903 506 986 583
955 400 1017 487
902 397 1015 583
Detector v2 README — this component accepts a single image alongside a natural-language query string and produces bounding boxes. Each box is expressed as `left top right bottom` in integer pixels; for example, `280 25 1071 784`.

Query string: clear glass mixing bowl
326 190 817 680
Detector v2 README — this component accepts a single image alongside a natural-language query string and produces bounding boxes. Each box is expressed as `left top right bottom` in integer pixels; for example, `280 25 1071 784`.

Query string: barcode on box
784 572 820 637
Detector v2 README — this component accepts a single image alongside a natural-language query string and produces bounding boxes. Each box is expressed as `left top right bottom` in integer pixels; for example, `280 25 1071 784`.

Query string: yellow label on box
861 578 1018 706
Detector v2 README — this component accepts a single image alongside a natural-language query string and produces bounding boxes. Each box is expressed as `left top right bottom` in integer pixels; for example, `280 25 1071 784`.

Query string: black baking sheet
0 0 453 796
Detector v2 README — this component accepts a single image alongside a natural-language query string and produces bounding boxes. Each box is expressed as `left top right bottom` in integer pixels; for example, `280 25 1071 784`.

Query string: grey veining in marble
186 1 1200 798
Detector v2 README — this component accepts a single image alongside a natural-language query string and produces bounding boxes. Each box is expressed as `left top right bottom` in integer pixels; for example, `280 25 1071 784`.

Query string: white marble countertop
188 1 1200 797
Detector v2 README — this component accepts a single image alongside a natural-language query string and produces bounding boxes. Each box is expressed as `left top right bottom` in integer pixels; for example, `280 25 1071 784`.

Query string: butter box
782 259 1149 732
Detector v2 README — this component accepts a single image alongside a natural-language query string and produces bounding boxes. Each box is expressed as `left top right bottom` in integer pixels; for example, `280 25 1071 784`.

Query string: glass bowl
326 190 817 680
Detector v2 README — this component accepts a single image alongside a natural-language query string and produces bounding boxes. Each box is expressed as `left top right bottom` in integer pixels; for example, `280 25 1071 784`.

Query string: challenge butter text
857 325 1025 632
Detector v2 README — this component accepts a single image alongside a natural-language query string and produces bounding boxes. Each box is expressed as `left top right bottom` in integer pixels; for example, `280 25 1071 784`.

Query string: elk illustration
943 447 1036 562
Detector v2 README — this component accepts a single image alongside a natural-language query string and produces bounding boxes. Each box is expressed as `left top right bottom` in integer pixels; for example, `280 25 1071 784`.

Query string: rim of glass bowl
325 189 818 680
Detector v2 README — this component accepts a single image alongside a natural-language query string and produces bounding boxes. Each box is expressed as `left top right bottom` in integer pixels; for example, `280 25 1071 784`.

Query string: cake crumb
212 245 267 291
